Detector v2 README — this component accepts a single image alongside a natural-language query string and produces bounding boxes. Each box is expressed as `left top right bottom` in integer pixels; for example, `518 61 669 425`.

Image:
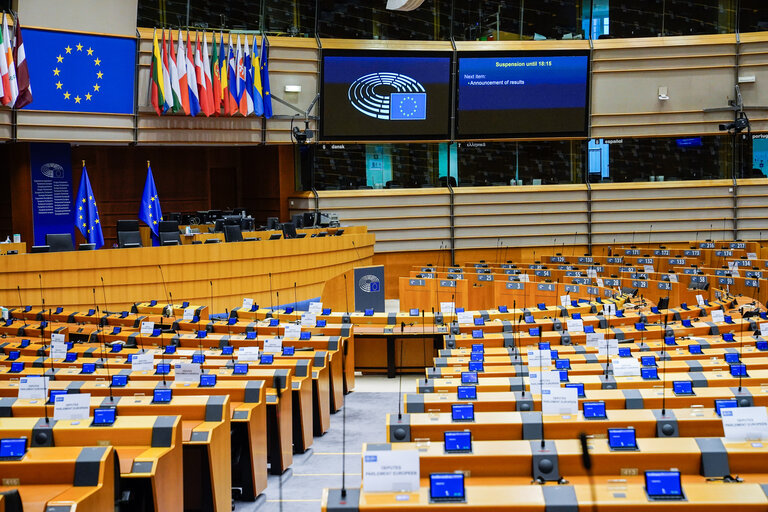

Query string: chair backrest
116 220 142 248
291 214 304 229
158 220 179 233
281 222 297 239
46 233 74 252
159 231 181 245
266 217 279 230
224 224 243 242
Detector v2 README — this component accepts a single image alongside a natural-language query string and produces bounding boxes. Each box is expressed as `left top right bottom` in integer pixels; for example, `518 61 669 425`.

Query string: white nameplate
54 393 91 420
362 449 420 493
541 386 578 414
722 406 768 442
18 376 49 399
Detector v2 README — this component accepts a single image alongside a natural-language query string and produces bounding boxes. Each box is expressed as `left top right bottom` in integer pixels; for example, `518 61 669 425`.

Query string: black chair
281 222 298 239
31 245 50 253
291 214 305 229
116 220 142 248
158 220 181 246
266 217 279 230
46 233 74 252
78 243 95 251
224 224 243 242
204 238 221 244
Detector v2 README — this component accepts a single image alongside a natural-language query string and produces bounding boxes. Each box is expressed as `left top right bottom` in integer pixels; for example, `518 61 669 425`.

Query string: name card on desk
440 302 455 315
51 332 65 344
300 313 316 327
183 308 195 321
748 252 758 260
54 393 91 420
759 323 768 337
527 350 552 369
50 341 67 360
559 295 571 308
586 333 605 347
603 303 617 316
668 274 678 283
18 376 49 399
457 312 473 324
363 450 420 493
722 407 768 442
308 302 323 314
696 294 705 306
140 321 155 335
643 264 655 274
529 370 561 391
519 274 530 282
264 338 283 353
597 339 619 357
283 324 301 339
711 310 725 323
611 357 641 377
566 319 584 333
238 347 260 362
174 362 201 382
242 298 254 310
542 386 578 414
132 352 154 371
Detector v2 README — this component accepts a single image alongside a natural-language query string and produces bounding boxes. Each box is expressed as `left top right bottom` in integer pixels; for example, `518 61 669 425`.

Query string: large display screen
456 51 589 138
320 50 452 141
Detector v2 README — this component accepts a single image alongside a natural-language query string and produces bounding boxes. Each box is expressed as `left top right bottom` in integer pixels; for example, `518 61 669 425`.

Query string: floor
234 374 420 512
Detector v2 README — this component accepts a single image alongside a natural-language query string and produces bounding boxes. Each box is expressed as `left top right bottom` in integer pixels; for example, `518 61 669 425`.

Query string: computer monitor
233 363 249 375
555 358 571 370
460 371 478 384
618 347 631 357
559 369 569 382
7 350 19 361
645 470 684 500
730 364 747 377
164 345 176 354
468 361 483 373
111 374 128 387
498 305 508 313
641 367 659 380
688 344 702 354
222 345 234 356
81 363 96 374
199 374 217 387
470 352 484 362
409 308 419 316
565 382 585 398
756 340 768 351
608 427 638 451
715 399 738 416
9 362 23 373
457 386 477 400
470 329 484 339
673 381 694 395
64 352 77 362
451 404 474 422
316 319 327 328
260 354 274 365
471 343 484 353
429 473 466 503
0 438 27 460
723 333 734 342
192 353 205 364
583 401 607 419
538 342 550 350
93 407 116 426
364 308 374 316
473 317 485 326
156 363 171 375
443 431 472 453
641 355 656 367
152 388 172 403
49 389 66 404
300 331 311 340
724 352 740 363
283 346 295 356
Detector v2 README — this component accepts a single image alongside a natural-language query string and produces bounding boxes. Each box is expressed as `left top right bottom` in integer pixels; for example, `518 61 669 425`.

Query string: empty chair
266 217 279 230
158 220 181 246
116 220 142 248
46 233 74 252
224 224 243 242
282 222 298 239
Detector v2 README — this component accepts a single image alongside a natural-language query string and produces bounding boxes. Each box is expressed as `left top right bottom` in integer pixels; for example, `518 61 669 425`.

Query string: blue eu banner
21 28 136 114
389 93 426 120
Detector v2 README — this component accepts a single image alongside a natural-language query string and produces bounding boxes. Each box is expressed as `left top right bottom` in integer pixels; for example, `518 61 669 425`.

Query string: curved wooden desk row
0 415 183 512
0 229 374 313
364 437 768 479
0 445 117 512
323 482 768 511
405 386 764 414
384 406 768 442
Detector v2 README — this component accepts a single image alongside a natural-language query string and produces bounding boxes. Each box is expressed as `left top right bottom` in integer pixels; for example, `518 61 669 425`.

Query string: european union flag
390 93 426 120
75 163 104 249
139 164 163 244
22 28 136 114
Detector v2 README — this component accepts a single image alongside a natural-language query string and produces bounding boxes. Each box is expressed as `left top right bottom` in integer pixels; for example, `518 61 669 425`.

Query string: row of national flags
76 161 163 249
0 12 32 109
150 28 272 118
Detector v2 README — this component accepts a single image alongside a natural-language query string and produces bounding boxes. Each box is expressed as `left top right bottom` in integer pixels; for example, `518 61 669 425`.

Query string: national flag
149 28 164 115
175 29 189 114
161 29 173 112
252 35 263 116
0 14 6 105
239 36 254 116
210 32 221 116
3 13 18 106
234 34 245 106
193 32 209 116
260 34 272 118
226 34 237 116
185 31 200 116
75 161 104 249
139 162 163 244
219 32 229 115
12 15 32 109
201 32 214 117
168 29 182 112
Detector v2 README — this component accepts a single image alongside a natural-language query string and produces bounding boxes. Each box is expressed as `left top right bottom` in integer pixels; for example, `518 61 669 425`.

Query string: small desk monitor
473 317 485 326
283 346 295 356
49 389 66 404
0 438 27 460
498 305 508 313
688 344 702 354
471 344 484 353
715 399 738 416
300 332 311 340
641 367 659 380
730 363 747 377
316 319 327 328
81 363 96 374
608 427 638 451
555 358 571 370
221 346 234 356
457 386 477 400
164 345 176 354
724 352 740 363
470 352 483 362
471 329 483 339
673 381 694 396
93 407 116 426
618 347 631 357
460 371 478 384
565 382 585 398
65 352 77 362
192 353 205 364
429 473 466 503
723 333 734 342
451 403 474 422
156 363 171 375
757 340 768 351
443 431 472 453
153 388 172 403
538 342 550 350
233 363 249 375
641 355 656 367
559 369 569 382
583 401 607 419
9 362 23 373
199 374 217 387
111 374 128 387
7 350 19 361
260 354 274 365
468 361 483 373
645 470 684 500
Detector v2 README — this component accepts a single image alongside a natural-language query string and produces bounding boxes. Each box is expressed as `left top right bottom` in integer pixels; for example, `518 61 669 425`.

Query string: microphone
351 240 362 261
397 320 405 420
158 265 172 318
15 285 24 323
343 273 349 318
276 291 281 327
268 272 275 319
224 308 235 368
708 223 713 241
538 328 545 449
579 431 597 511
293 282 298 324
100 277 110 317
94 288 113 403
38 274 48 353
209 280 214 322
648 224 653 246
661 314 669 415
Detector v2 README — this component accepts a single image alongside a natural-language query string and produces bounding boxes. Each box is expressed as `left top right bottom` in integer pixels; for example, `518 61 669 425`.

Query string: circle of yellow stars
78 195 100 235
53 42 103 104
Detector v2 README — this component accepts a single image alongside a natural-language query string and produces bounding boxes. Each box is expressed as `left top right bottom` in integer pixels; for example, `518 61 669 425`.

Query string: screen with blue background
321 50 451 140
22 28 136 114
457 51 589 138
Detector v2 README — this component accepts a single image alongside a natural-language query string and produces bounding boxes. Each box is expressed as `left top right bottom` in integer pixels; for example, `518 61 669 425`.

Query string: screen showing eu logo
23 28 136 114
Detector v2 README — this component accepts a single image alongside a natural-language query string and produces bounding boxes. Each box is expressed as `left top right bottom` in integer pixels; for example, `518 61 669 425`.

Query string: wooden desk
0 243 25 255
